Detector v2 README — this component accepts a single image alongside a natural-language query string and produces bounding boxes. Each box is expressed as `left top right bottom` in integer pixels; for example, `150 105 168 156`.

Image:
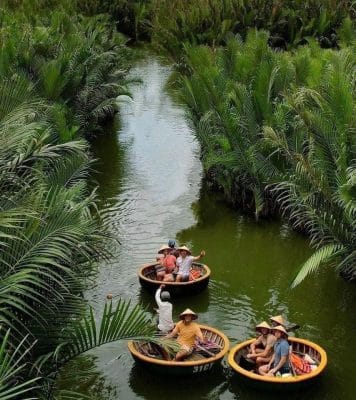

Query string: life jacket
290 353 312 375
189 269 201 281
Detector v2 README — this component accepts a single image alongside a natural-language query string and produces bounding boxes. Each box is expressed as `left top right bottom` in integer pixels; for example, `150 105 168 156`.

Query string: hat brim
256 326 270 332
272 328 288 337
178 249 191 255
158 247 170 254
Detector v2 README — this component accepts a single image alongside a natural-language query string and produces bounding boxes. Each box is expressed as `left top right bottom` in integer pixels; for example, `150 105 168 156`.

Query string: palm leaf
0 330 40 400
291 243 343 288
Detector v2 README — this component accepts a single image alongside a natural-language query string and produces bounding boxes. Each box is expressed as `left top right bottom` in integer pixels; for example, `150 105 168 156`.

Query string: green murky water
57 57 356 400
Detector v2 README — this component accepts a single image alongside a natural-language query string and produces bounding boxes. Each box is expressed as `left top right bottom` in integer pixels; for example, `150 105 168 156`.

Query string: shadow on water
56 355 117 400
129 363 229 400
90 117 126 204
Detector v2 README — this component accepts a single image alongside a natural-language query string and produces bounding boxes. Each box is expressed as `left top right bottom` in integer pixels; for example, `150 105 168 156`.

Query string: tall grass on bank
175 29 355 285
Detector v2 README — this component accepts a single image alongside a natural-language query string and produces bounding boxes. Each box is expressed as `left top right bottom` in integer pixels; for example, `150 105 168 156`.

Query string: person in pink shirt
156 245 176 282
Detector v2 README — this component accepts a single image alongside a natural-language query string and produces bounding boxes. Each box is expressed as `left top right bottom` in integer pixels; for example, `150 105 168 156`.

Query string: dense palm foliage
0 4 131 139
0 3 156 399
152 0 354 56
1 0 355 398
173 28 355 284
74 0 355 54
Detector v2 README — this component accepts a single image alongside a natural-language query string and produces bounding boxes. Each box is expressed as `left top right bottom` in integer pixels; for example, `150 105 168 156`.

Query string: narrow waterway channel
58 56 356 400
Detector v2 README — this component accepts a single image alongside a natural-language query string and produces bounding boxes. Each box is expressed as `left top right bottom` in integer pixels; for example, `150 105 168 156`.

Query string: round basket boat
138 262 210 296
128 325 229 376
228 337 327 391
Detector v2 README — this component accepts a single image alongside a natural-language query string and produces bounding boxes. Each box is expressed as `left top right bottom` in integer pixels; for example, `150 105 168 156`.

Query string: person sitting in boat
270 315 286 328
175 246 205 282
165 308 204 361
259 325 291 376
246 321 276 367
168 239 180 258
155 284 174 334
156 245 177 282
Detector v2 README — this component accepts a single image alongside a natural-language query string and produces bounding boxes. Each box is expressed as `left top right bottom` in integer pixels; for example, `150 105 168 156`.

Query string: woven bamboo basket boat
228 337 327 390
128 325 229 375
138 262 210 296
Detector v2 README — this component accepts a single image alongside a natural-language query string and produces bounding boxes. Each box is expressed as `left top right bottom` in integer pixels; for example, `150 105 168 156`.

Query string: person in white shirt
155 284 174 333
175 246 205 282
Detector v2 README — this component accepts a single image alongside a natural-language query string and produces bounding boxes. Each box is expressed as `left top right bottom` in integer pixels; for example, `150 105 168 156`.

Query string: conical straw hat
272 325 288 337
158 245 171 254
177 245 191 255
179 308 198 320
270 315 286 326
255 321 271 331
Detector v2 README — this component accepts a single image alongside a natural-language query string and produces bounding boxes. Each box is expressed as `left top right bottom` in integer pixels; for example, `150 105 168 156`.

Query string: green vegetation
174 28 355 285
76 0 354 54
1 0 355 398
151 0 355 55
0 3 154 399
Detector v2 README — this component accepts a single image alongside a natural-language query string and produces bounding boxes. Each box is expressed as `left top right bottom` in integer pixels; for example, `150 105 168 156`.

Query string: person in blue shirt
259 325 290 376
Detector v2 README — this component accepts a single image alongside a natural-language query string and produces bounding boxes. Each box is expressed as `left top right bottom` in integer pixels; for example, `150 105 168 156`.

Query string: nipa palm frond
0 330 40 400
291 243 343 288
36 299 156 373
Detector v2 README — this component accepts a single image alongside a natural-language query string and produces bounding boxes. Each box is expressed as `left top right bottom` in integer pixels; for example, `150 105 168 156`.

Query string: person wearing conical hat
155 245 177 282
259 325 291 376
270 315 286 327
175 246 205 282
165 308 204 361
246 321 276 367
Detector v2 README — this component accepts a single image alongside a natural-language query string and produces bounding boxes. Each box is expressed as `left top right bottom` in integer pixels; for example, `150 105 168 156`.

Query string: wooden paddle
195 343 216 357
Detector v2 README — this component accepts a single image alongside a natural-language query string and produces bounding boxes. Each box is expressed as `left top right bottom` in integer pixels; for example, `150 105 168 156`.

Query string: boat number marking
193 363 213 373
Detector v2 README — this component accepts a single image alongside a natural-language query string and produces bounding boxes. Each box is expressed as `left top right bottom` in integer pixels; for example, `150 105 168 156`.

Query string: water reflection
129 363 228 400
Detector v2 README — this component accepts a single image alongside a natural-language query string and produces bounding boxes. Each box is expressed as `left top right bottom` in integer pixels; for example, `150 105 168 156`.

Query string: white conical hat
158 245 171 254
272 325 288 337
256 321 271 331
179 308 198 320
270 315 286 326
177 246 191 255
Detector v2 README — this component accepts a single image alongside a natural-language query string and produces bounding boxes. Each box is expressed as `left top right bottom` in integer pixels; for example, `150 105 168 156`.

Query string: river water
57 57 356 400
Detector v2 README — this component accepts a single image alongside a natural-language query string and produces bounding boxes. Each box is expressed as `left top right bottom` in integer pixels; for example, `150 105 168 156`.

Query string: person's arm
246 337 262 358
195 326 204 343
269 355 287 375
165 324 179 339
155 286 163 307
255 342 273 358
192 250 205 261
262 353 275 372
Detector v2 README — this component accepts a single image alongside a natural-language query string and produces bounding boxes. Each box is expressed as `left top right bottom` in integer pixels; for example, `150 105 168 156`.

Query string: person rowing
270 315 300 332
175 246 205 282
155 284 174 334
165 308 204 361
